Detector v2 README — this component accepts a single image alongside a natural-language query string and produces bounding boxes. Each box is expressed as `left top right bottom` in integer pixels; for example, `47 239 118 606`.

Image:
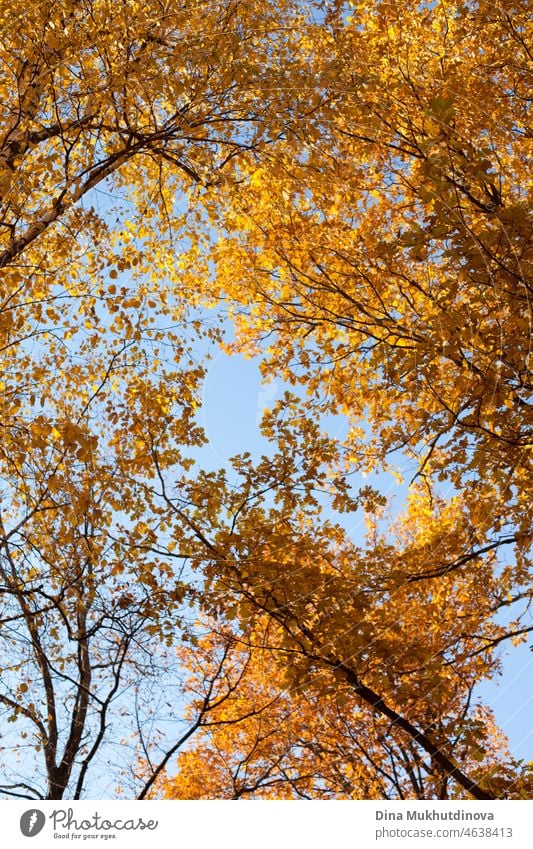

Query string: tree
0 0 320 798
148 422 532 800
157 0 532 798
210 0 532 565
0 0 531 800
160 620 523 800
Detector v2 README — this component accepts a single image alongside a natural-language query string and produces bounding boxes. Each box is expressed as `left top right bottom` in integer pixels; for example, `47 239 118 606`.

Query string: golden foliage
0 0 530 800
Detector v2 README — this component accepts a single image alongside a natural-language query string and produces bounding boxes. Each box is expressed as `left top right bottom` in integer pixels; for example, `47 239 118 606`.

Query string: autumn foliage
0 0 531 800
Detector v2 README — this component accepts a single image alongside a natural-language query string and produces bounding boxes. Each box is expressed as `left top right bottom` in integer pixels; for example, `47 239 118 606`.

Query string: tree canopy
0 0 531 800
